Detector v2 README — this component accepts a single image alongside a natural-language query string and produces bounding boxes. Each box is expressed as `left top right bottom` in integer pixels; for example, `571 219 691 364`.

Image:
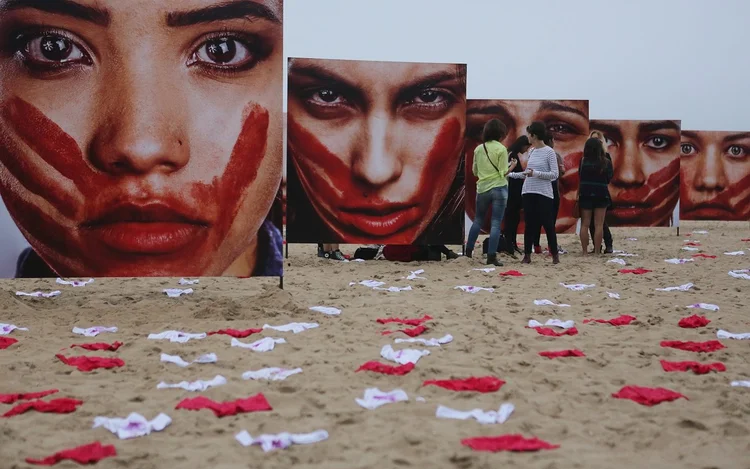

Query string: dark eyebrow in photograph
538 101 588 120
724 132 750 142
590 122 623 142
288 63 357 89
681 130 700 140
0 0 111 26
166 0 280 27
401 71 463 91
467 104 507 116
467 104 516 125
638 120 681 135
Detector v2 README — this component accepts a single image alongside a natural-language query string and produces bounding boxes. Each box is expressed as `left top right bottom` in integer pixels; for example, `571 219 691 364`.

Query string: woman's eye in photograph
189 35 261 71
545 120 583 141
400 88 453 117
680 143 696 155
308 88 345 105
412 89 442 104
16 32 91 68
727 145 747 158
644 135 671 150
546 122 574 135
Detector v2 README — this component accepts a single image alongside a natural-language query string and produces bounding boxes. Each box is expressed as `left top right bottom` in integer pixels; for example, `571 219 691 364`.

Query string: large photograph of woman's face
286 58 467 245
589 120 681 227
0 0 284 278
465 100 589 234
680 130 750 221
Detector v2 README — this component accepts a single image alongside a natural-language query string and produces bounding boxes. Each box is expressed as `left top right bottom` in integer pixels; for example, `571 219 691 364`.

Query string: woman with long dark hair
465 119 516 266
578 137 614 255
502 135 530 255
509 121 560 264
588 130 614 252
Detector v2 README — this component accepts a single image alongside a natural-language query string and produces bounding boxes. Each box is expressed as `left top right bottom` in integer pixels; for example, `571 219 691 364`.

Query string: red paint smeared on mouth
0 96 269 276
681 171 750 221
609 157 680 226
289 117 462 243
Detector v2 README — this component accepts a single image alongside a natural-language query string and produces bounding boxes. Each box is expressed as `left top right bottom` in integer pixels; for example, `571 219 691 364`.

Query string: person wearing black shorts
578 138 614 255
588 131 613 252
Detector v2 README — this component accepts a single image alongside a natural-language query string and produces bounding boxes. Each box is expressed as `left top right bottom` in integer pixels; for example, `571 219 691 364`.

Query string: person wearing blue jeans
465 119 516 266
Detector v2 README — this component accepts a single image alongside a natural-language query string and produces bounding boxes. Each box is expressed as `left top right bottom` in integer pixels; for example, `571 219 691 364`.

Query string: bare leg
323 244 339 252
579 209 592 256
593 208 606 254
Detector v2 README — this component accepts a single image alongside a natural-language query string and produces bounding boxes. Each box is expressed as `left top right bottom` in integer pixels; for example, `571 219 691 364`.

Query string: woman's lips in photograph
336 202 422 238
81 203 210 255
682 203 734 220
607 201 651 223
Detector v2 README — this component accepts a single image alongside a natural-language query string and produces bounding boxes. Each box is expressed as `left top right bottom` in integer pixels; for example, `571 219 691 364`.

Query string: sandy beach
2 220 750 469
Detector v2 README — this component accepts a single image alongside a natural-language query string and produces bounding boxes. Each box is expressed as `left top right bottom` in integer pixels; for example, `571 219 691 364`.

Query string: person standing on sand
465 119 516 266
509 121 560 265
588 131 615 253
578 138 614 255
502 136 531 256
534 134 565 253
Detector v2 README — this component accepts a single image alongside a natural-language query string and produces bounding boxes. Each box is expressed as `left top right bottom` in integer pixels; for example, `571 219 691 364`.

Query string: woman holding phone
465 119 516 266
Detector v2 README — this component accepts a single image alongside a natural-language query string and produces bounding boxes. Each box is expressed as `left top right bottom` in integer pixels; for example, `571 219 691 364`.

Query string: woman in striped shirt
509 121 560 264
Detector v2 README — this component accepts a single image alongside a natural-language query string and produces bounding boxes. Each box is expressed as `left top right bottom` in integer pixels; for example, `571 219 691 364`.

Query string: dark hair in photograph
583 137 607 170
526 121 546 141
482 118 507 143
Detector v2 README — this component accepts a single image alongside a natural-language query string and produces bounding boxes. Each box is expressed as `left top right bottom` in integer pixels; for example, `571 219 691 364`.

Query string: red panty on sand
26 441 116 466
462 434 559 452
539 350 585 358
612 385 687 406
356 362 415 375
423 377 504 392
176 393 272 417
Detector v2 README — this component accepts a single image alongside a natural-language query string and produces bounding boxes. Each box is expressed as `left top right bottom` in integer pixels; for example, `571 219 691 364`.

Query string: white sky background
1 0 748 276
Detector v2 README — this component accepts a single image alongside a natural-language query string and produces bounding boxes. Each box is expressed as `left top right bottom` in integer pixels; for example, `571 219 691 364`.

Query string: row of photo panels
285 58 749 245
1 50 747 277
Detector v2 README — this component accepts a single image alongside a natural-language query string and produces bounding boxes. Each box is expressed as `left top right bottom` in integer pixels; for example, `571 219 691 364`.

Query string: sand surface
2 221 750 469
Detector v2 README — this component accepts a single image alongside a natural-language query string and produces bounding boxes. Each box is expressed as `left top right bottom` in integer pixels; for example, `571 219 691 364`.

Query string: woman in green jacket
466 119 517 266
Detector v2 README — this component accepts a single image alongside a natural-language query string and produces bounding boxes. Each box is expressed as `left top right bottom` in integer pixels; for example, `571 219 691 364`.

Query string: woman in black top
588 130 613 253
502 136 531 255
578 138 614 255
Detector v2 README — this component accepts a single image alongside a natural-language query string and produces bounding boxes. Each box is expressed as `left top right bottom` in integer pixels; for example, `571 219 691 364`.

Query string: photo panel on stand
680 130 750 221
465 99 590 235
286 58 467 245
588 120 681 227
0 0 284 278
